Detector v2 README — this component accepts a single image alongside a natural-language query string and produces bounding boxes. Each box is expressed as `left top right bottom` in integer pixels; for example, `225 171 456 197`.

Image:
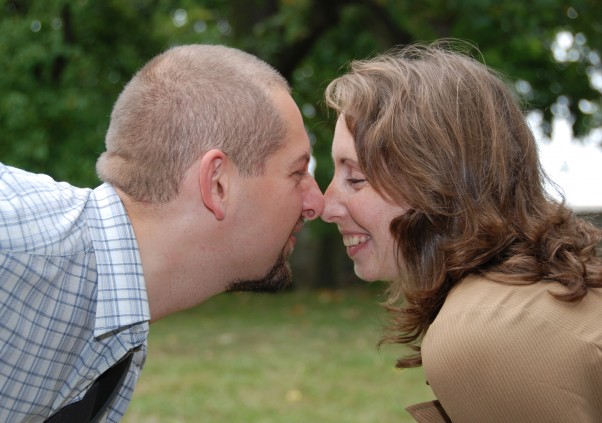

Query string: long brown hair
325 41 602 368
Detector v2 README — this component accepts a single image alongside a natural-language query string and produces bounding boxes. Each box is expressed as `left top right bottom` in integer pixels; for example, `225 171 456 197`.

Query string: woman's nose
320 181 343 223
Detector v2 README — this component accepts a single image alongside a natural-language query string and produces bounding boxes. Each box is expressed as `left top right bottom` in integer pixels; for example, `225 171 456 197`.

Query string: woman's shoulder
421 275 602 422
434 274 602 344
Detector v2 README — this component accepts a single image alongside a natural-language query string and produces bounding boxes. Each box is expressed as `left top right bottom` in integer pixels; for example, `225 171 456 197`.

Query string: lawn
123 288 435 423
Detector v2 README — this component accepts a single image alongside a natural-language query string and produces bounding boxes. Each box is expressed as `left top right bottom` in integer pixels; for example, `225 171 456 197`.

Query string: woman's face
321 116 410 282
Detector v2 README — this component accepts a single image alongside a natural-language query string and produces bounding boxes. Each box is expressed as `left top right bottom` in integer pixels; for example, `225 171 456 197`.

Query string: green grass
123 288 435 423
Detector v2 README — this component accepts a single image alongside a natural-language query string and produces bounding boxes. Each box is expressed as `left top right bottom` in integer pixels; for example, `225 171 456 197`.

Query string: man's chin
226 253 292 293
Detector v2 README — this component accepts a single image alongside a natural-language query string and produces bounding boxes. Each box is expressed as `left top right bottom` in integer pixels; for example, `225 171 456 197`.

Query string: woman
322 42 602 422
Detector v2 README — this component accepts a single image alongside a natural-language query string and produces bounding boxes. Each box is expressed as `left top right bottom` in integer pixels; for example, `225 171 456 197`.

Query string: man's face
226 89 324 292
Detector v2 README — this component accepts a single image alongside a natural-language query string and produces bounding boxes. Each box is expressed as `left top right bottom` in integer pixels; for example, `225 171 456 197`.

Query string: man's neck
117 190 230 322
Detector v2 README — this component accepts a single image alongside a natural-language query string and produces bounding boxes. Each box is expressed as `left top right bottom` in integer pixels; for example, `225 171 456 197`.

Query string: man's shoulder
0 163 92 213
0 164 94 255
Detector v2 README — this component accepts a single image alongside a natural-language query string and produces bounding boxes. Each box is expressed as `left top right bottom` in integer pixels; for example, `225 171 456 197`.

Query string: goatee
225 252 292 293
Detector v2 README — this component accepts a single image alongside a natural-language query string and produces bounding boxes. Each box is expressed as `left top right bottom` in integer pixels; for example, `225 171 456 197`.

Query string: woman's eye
347 178 367 186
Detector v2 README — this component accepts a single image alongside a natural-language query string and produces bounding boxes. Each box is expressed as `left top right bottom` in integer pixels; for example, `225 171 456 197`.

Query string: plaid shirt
0 163 151 422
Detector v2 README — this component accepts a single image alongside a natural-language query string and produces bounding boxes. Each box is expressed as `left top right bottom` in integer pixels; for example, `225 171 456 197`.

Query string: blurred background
2 1 601 421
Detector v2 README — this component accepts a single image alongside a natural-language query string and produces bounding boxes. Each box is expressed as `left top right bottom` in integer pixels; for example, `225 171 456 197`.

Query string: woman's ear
199 149 228 221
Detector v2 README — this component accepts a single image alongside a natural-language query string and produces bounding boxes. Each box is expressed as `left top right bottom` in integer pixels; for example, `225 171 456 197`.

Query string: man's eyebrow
290 152 310 167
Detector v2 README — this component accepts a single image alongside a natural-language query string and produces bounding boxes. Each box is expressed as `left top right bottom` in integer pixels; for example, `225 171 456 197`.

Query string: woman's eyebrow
336 157 360 168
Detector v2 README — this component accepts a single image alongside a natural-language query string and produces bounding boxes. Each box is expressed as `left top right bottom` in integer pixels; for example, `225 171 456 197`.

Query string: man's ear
199 149 229 221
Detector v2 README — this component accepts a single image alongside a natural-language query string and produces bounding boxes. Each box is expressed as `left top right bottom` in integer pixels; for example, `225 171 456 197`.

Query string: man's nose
301 177 324 220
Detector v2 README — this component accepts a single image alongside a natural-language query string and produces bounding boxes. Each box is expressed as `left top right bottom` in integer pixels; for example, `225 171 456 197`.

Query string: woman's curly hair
325 40 602 368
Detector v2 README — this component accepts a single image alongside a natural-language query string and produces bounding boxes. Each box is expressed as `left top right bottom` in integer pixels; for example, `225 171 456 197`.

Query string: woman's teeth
343 235 371 247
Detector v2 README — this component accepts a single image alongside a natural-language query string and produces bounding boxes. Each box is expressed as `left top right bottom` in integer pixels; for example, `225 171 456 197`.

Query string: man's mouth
292 217 306 234
284 217 307 254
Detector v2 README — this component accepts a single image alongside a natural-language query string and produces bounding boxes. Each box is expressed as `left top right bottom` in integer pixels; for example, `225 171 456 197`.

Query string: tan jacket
407 276 602 422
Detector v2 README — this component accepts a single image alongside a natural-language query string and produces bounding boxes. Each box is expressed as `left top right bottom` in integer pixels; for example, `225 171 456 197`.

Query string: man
0 44 324 422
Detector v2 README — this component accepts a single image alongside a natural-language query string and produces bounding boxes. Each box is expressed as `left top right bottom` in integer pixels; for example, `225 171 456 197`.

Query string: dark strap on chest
44 352 134 423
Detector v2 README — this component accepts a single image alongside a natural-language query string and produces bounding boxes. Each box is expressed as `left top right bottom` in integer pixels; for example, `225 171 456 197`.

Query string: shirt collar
87 183 151 337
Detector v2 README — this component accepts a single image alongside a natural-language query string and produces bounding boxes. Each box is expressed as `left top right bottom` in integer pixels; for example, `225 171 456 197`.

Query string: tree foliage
2 0 600 188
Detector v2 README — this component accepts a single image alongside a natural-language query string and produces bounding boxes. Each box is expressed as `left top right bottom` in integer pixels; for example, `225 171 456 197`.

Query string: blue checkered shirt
0 163 151 422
